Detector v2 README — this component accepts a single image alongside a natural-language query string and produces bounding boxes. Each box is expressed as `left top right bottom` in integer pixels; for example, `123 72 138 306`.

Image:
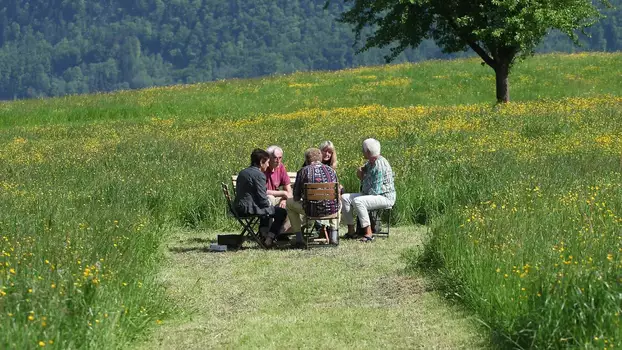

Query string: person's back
287 148 340 245
295 163 339 217
234 166 270 215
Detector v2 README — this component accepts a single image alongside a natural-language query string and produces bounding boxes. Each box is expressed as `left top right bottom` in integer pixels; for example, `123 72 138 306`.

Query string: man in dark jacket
234 149 287 247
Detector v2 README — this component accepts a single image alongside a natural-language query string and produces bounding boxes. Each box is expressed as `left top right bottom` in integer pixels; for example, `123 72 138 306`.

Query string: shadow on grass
167 237 218 253
167 233 343 253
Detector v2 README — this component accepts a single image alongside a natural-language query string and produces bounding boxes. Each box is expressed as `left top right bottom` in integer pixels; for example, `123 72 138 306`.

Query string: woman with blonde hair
319 140 338 169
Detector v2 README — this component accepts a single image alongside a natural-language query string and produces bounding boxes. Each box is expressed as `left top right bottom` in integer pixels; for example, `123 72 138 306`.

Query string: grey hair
304 148 322 164
266 145 283 156
362 138 381 157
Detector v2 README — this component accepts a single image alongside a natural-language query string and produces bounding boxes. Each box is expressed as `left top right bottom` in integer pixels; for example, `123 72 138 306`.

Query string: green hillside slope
0 0 621 100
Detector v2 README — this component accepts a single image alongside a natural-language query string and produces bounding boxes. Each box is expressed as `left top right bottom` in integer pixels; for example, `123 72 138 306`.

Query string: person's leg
341 193 361 235
352 195 392 239
287 200 306 245
270 207 287 235
269 194 293 233
263 206 287 247
327 218 339 244
259 216 270 236
286 199 304 232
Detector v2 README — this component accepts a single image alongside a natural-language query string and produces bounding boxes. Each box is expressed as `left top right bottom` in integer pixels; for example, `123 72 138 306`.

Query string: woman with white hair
341 138 396 242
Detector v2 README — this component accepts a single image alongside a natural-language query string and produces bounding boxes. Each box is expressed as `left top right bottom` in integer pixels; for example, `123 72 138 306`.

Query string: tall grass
0 52 620 348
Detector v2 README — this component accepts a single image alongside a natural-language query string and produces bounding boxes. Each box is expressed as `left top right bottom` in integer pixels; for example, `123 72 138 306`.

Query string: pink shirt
263 163 290 191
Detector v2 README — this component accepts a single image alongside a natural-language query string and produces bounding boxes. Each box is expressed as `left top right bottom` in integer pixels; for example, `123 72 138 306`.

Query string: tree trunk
494 62 510 103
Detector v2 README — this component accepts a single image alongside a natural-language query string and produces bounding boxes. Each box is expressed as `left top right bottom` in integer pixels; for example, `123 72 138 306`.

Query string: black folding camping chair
220 182 268 249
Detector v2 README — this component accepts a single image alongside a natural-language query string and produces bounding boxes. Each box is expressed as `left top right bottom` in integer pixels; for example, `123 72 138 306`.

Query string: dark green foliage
338 0 617 102
0 0 620 100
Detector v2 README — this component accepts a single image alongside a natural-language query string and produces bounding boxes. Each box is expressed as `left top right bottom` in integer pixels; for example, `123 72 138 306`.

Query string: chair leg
239 216 268 249
386 209 391 237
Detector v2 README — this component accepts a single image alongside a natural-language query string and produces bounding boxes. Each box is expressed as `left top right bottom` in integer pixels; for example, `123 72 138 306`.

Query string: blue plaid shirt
361 156 396 203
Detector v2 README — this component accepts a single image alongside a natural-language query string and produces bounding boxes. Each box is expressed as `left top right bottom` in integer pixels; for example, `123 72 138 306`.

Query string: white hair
266 145 283 156
362 138 381 157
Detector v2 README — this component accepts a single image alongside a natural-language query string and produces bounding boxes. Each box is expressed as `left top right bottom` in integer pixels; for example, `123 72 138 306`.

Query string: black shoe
342 233 357 240
291 241 306 249
275 234 290 242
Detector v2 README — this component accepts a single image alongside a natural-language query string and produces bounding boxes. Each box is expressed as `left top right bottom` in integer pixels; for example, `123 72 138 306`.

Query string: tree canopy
339 0 613 102
0 0 620 100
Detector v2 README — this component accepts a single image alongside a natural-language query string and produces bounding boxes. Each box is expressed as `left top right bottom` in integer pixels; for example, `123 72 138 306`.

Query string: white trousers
341 193 393 228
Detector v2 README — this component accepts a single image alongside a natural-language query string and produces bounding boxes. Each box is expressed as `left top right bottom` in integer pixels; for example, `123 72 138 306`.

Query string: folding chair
370 207 392 237
220 182 268 249
301 182 340 248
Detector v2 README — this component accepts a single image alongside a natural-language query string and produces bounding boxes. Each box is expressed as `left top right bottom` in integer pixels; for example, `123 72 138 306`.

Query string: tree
337 0 609 102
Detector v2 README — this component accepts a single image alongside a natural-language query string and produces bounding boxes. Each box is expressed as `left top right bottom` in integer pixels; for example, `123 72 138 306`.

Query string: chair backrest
231 171 297 192
221 182 235 215
304 182 339 201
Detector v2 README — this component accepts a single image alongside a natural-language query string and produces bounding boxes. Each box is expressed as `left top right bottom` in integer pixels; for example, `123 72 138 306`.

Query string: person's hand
356 166 364 179
278 198 287 208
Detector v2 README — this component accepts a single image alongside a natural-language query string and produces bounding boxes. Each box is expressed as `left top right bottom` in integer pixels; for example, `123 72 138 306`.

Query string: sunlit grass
132 227 486 349
0 52 621 348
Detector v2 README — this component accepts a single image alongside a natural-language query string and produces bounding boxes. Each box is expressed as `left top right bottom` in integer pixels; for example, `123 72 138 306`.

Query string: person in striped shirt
342 138 396 242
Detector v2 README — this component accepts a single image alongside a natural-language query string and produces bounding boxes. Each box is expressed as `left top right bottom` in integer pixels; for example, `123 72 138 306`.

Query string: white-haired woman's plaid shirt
361 156 396 202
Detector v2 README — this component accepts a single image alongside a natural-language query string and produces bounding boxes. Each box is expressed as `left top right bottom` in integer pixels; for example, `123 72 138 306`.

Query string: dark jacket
234 166 274 216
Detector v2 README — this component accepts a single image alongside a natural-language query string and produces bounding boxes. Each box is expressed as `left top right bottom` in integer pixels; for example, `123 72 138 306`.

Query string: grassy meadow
0 52 621 348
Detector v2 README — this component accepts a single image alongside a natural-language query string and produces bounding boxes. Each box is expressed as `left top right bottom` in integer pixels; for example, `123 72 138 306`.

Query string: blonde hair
319 140 338 169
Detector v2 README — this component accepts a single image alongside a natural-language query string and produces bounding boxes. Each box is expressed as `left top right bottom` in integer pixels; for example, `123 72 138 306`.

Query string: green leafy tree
338 0 610 102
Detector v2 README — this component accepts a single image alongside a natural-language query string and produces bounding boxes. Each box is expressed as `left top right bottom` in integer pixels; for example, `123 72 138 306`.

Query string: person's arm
266 189 288 197
283 183 293 199
293 169 304 201
256 173 271 208
356 162 368 181
281 166 293 199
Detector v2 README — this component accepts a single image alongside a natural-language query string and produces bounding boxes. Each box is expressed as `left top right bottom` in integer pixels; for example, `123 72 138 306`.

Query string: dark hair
250 148 270 167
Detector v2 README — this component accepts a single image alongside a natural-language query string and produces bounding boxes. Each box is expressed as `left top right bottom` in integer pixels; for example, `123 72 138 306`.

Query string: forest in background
0 0 620 100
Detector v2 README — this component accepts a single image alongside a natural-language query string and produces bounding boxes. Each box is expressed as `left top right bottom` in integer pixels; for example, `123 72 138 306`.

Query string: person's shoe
342 232 357 240
292 242 306 249
359 235 375 243
263 232 275 248
291 232 305 249
275 234 290 242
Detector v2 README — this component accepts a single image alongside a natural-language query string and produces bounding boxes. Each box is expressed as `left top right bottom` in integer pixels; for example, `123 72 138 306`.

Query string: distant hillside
0 0 620 100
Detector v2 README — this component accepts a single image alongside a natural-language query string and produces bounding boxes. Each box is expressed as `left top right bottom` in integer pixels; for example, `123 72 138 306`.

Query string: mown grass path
133 227 486 349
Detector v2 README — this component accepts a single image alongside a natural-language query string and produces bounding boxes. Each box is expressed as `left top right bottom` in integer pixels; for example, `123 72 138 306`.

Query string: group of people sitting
233 138 396 248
